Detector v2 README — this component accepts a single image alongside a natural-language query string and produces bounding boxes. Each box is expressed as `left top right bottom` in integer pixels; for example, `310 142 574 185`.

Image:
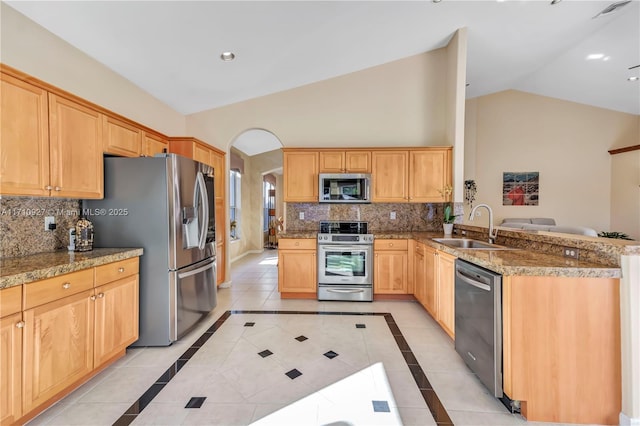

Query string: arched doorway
228 128 283 262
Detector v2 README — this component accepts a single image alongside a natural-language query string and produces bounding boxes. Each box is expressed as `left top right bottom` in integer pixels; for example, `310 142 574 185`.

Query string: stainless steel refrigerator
84 154 217 346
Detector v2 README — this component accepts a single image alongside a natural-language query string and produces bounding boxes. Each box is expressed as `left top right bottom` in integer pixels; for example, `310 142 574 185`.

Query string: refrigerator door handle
178 259 215 279
195 171 209 250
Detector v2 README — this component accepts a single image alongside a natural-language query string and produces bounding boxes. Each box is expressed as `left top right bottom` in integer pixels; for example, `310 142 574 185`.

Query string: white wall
0 3 185 136
186 49 448 152
611 150 640 240
464 90 639 234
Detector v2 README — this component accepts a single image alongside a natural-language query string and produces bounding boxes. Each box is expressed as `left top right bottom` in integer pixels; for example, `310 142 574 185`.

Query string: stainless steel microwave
319 173 371 203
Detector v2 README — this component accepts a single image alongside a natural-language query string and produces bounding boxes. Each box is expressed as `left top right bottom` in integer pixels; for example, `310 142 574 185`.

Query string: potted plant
443 204 457 235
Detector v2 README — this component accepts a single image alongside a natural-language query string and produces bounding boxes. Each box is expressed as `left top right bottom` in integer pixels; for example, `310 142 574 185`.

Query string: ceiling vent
592 0 632 18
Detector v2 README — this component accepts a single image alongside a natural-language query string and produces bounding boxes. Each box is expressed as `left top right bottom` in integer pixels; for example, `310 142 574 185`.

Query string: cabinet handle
90 295 97 301
54 186 62 191
118 267 125 273
97 292 105 298
45 185 53 190
389 243 394 247
16 321 25 329
295 242 299 246
62 282 71 289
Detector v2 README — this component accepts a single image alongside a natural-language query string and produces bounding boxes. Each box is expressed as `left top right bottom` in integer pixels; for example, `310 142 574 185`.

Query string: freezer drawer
171 257 217 341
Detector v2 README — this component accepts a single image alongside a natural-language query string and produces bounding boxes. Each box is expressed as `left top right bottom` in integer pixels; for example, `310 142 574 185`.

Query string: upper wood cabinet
142 132 167 157
283 149 319 202
102 115 142 157
0 73 50 197
319 150 371 173
371 151 409 202
48 94 103 199
371 148 452 203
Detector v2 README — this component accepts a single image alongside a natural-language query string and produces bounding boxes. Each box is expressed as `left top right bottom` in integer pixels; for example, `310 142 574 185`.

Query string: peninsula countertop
279 231 621 278
0 248 144 289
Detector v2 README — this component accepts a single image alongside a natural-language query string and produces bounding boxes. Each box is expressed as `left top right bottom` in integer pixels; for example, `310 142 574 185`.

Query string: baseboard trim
620 412 640 425
230 249 264 264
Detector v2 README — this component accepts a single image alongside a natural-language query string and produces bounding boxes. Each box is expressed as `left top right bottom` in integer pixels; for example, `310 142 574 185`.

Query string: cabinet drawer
278 239 316 250
24 269 94 310
95 257 139 286
374 239 408 251
0 285 22 317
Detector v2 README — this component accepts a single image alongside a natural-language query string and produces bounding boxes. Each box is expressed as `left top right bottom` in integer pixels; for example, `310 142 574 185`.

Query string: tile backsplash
285 202 463 232
0 197 81 258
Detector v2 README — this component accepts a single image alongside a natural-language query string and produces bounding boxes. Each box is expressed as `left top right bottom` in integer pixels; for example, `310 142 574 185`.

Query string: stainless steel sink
433 238 515 250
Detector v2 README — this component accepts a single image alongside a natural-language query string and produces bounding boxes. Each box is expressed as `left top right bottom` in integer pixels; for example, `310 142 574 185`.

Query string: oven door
317 244 372 285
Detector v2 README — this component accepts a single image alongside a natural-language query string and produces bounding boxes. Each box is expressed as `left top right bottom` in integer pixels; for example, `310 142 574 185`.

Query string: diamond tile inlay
285 369 303 379
356 324 366 328
295 335 308 342
185 397 206 409
372 400 390 413
323 350 339 359
258 349 273 358
244 322 255 327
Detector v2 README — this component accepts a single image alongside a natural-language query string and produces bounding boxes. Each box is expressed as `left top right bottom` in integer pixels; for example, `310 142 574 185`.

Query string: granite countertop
279 230 621 278
0 248 144 289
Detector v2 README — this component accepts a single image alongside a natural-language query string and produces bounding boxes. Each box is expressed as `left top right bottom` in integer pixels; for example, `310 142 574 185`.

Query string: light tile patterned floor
27 250 547 426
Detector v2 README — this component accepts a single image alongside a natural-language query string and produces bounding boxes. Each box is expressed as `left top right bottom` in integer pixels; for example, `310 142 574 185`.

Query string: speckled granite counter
0 248 144 289
280 229 623 278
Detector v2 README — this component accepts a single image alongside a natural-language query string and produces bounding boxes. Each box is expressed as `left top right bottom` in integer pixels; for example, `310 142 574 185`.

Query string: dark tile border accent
112 310 454 426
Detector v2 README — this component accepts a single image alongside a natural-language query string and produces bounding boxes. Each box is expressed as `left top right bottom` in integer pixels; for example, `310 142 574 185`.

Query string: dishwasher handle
456 269 492 292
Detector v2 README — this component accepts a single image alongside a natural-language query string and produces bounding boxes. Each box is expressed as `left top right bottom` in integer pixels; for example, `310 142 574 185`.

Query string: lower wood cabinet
278 239 317 294
0 286 23 426
1 257 139 426
374 239 409 294
435 251 456 338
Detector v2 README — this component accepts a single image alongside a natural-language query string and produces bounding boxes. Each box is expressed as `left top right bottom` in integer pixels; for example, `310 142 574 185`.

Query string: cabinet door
409 149 452 202
278 242 316 293
423 245 438 317
102 115 142 157
345 151 371 173
94 275 139 368
436 251 456 338
211 151 225 200
48 94 103 199
283 151 318 202
319 151 345 173
371 151 408 202
193 143 211 166
22 290 94 413
374 251 408 294
0 74 50 196
216 241 225 286
142 133 167 157
0 312 22 426
413 243 426 305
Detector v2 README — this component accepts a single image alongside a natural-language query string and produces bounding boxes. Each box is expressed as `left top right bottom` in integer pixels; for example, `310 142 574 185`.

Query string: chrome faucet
468 203 498 244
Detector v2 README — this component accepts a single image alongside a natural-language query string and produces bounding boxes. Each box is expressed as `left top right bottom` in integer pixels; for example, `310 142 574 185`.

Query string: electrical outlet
390 211 396 220
44 216 56 231
299 212 305 220
563 247 580 259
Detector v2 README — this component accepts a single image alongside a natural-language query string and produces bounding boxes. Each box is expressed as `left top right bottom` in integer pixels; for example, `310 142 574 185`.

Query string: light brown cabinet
319 150 371 173
48 94 104 199
374 239 409 294
102 115 142 157
142 132 168 157
0 72 103 199
0 286 23 426
435 250 455 338
502 275 621 424
283 150 319 202
7 257 139 425
0 73 50 197
371 148 452 203
278 239 317 294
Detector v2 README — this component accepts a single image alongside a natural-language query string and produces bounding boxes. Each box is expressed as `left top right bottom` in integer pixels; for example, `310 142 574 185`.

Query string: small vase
443 223 454 235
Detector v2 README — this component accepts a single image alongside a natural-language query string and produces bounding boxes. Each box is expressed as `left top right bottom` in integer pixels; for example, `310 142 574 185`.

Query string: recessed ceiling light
220 52 236 62
628 76 639 82
432 0 442 3
586 53 605 60
550 0 562 4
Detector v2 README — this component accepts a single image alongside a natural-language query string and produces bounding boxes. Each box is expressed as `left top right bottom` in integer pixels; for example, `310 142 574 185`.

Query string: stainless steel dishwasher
454 259 503 398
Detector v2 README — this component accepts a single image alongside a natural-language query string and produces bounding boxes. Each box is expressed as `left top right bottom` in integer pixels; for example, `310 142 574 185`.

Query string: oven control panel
317 234 374 243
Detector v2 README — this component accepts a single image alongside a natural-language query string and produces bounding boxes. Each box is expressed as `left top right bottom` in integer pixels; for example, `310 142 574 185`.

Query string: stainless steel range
317 221 374 301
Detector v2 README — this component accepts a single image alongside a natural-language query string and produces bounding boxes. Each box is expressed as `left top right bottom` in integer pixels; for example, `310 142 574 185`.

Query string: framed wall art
503 172 539 206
